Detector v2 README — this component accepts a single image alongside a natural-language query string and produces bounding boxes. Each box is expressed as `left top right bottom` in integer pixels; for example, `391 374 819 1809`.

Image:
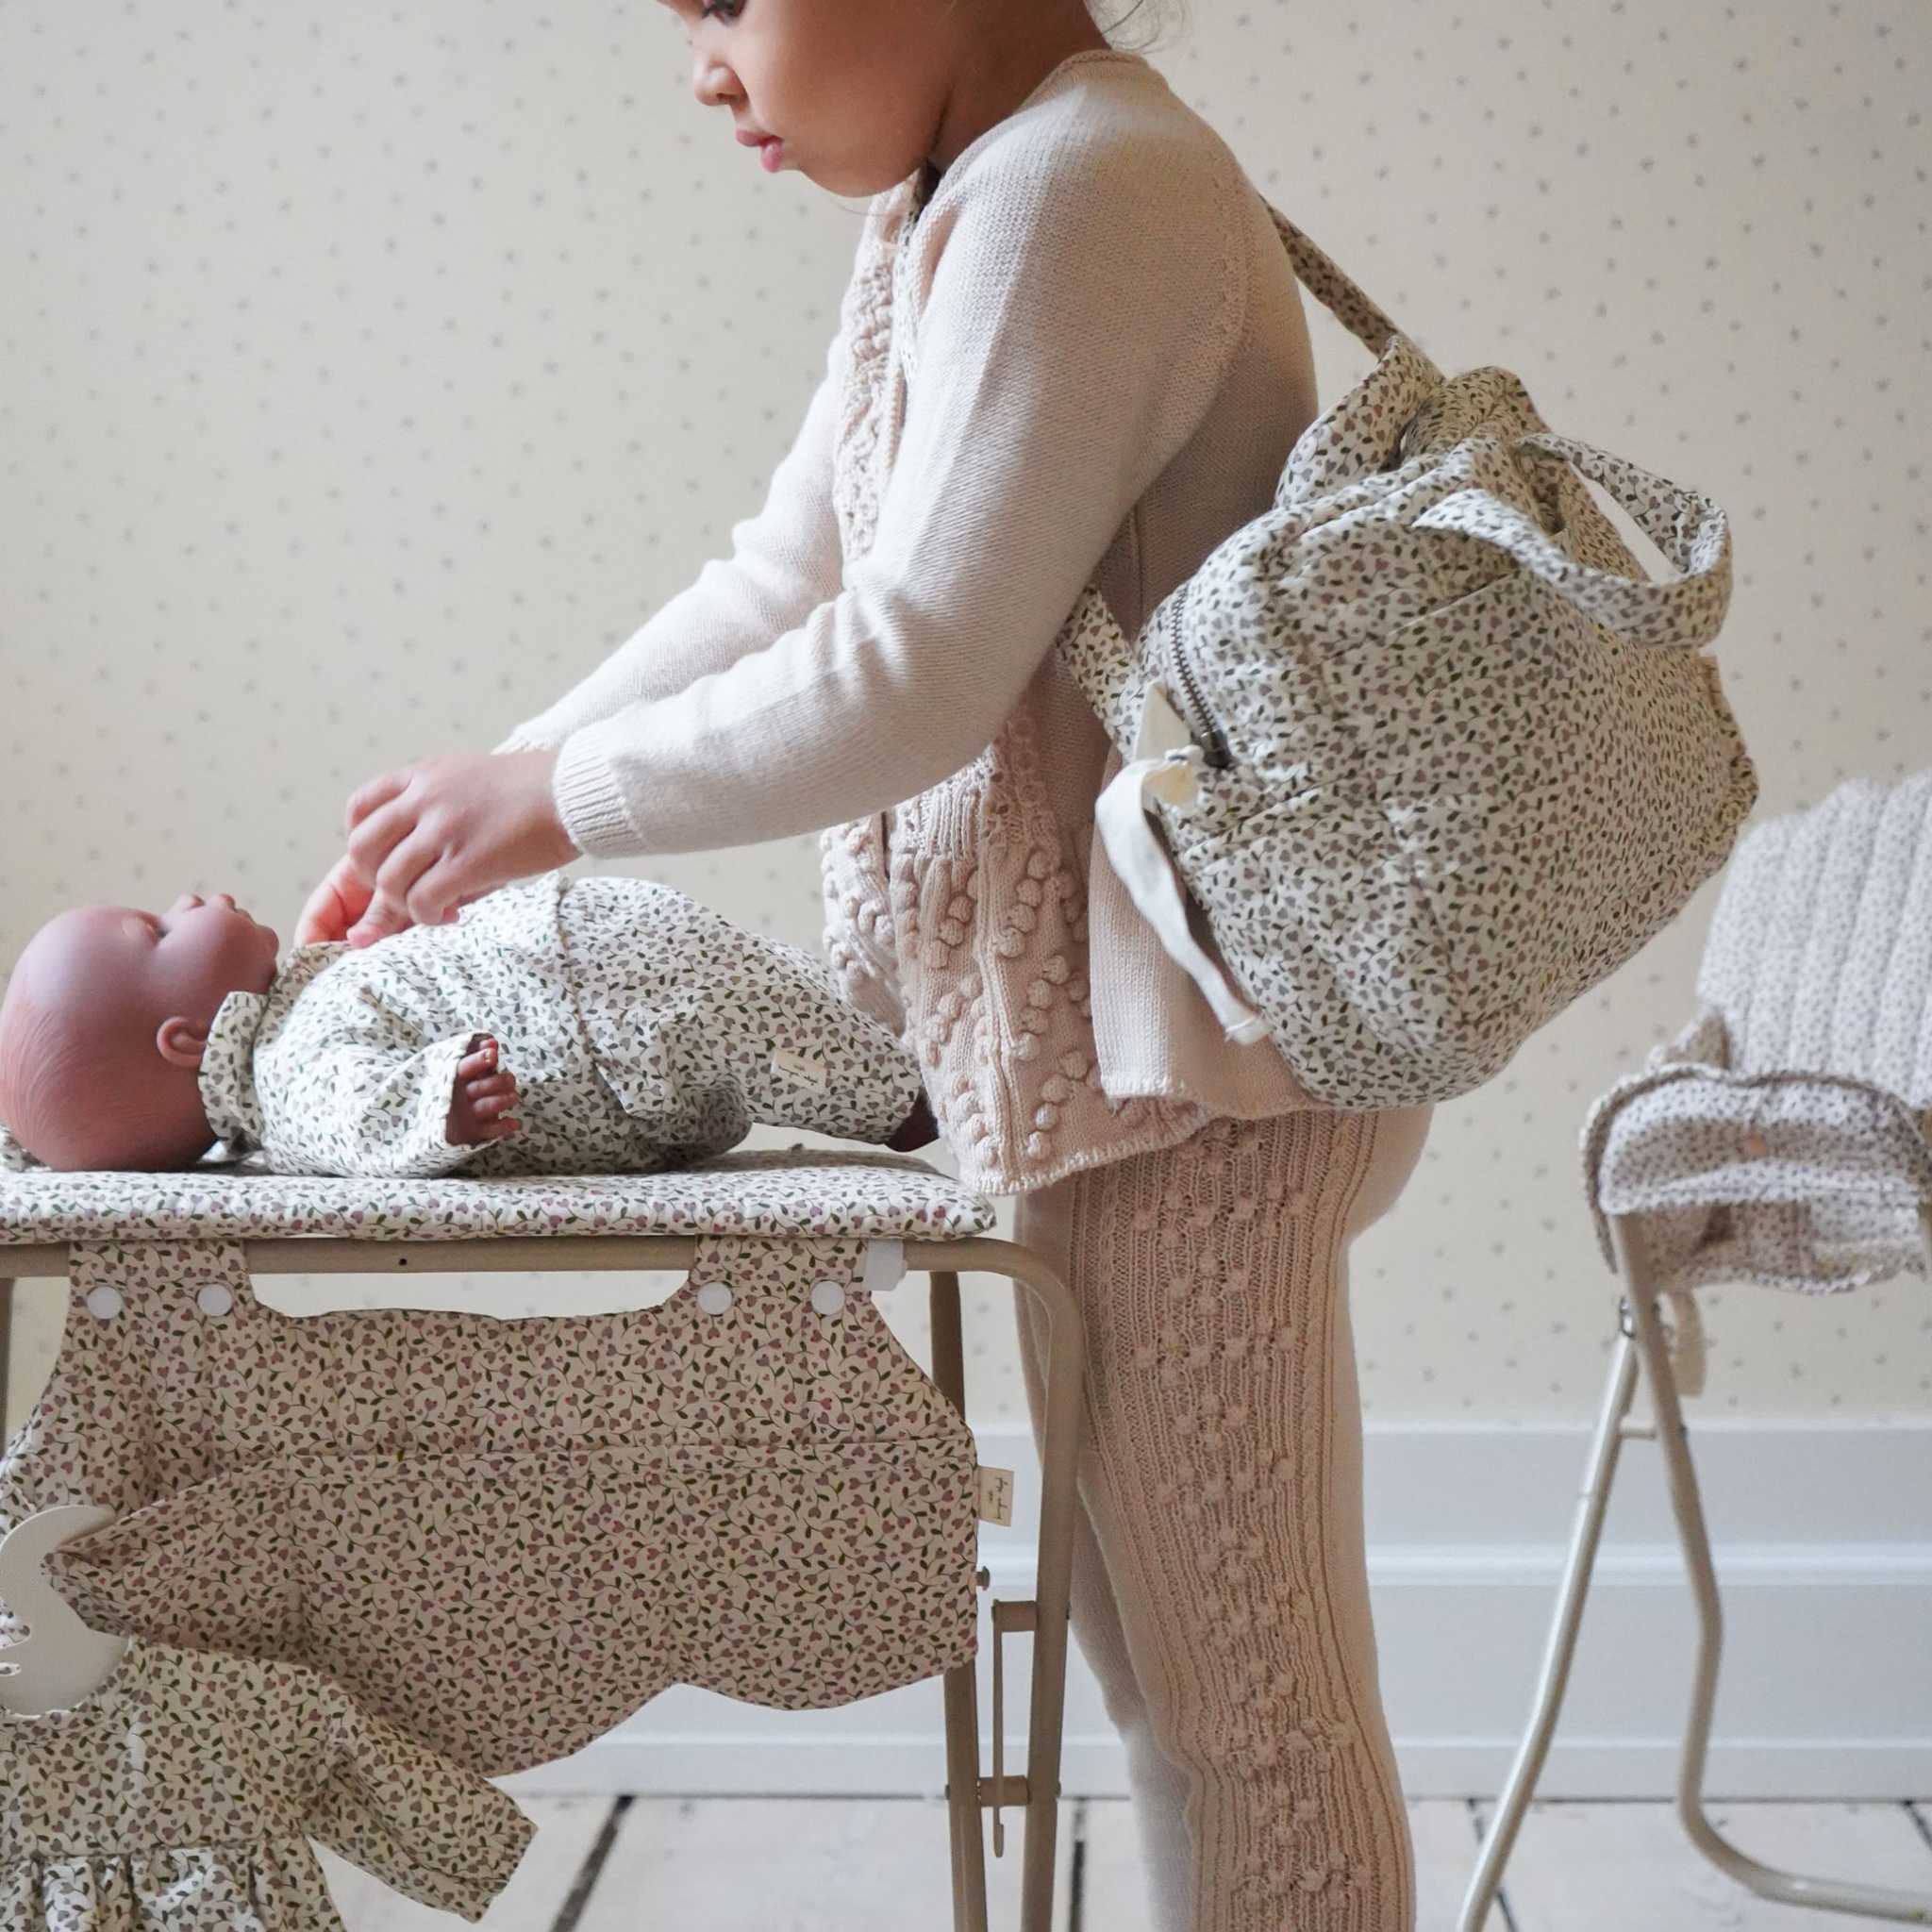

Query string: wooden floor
320 1796 1932 1929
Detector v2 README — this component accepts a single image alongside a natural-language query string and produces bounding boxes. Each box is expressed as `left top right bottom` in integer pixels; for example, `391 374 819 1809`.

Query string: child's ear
154 1016 212 1070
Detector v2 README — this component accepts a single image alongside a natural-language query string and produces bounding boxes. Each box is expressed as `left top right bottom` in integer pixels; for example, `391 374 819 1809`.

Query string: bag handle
1257 198 1404 358
1252 205 1735 651
1410 432 1734 649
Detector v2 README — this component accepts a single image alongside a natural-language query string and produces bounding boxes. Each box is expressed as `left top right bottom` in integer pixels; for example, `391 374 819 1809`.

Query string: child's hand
334 749 581 948
445 1034 521 1148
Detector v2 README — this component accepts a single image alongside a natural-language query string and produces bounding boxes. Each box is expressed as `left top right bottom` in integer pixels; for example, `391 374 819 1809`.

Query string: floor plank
314 1798 1932 1931
319 1793 612 1931
1479 1800 1932 1929
1075 1795 1151 1927
574 1795 1075 1931
1073 1796 1481 1931
1411 1801 1486 1932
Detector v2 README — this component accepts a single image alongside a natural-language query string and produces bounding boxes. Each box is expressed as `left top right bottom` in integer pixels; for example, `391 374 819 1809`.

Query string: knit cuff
550 725 644 858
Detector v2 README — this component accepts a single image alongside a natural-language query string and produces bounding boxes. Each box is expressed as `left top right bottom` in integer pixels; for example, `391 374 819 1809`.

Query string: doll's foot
447 1034 521 1146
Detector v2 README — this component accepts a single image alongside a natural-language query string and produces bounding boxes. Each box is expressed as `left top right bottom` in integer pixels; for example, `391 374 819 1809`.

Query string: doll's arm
258 1003 509 1179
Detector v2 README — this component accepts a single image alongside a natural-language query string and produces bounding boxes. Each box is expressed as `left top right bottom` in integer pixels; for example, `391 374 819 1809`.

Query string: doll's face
0 891 280 1170
38 891 281 1029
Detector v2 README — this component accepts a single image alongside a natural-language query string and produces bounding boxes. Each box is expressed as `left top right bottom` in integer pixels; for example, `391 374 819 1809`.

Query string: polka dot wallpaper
2 2 1926 1428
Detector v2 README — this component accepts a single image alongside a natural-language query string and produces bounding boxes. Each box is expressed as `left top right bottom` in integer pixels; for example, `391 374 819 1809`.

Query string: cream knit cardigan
498 48 1333 1193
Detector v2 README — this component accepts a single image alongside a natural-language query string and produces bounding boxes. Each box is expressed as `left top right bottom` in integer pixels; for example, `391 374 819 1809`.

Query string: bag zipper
1160 581 1231 769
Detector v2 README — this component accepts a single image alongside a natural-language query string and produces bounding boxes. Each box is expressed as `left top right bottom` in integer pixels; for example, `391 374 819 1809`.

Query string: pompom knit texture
494 47 1334 1194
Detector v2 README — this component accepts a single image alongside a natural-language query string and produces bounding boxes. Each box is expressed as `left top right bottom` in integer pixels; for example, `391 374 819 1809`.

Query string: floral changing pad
0 1146 996 1248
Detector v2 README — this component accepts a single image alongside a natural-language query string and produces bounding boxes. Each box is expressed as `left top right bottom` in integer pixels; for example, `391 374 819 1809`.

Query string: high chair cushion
1578 771 1932 1299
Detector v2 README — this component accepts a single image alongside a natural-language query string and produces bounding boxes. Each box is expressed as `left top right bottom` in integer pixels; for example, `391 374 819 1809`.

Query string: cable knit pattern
1010 1107 1430 1930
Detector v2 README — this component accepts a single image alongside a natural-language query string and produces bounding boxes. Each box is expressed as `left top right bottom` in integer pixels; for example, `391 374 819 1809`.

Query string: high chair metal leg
1456 1291 1649 1932
1463 1206 1932 1930
1613 1207 1932 1924
929 1266 991 1932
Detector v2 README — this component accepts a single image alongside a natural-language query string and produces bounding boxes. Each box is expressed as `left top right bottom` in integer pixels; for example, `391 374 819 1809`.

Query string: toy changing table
0 1145 1084 1932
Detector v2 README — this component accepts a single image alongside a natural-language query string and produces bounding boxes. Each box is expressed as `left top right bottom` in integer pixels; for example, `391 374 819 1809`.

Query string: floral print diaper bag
1056 197 1758 1111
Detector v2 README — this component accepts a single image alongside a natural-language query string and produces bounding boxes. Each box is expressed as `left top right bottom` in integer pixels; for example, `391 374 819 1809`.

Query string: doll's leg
1010 1106 1430 1932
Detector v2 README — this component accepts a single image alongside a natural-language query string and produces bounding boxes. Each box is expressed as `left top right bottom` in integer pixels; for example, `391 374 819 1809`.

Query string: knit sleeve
539 120 1250 858
492 326 847 755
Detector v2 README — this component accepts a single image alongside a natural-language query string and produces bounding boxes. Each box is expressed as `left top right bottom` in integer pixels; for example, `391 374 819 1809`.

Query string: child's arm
521 125 1249 861
493 331 846 755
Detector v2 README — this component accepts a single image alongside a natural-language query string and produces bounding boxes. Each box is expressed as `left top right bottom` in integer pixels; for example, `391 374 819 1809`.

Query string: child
0 872 934 1177
294 6 1434 1927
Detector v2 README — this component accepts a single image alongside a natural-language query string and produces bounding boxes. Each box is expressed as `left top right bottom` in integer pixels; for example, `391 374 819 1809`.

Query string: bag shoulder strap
1257 196 1405 359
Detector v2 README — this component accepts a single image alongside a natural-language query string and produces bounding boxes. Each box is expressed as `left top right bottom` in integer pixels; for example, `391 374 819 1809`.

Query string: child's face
659 0 969 197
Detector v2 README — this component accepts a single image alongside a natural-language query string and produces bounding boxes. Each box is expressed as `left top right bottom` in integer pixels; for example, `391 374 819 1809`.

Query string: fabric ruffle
2 1838 328 1932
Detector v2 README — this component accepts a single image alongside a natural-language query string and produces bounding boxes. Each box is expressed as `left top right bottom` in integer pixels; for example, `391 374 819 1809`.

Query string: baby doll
0 869 937 1178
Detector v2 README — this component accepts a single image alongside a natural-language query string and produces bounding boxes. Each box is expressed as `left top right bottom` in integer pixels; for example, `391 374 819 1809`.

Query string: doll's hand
294 853 375 947
297 852 491 948
446 1034 522 1148
884 1087 939 1153
339 749 581 948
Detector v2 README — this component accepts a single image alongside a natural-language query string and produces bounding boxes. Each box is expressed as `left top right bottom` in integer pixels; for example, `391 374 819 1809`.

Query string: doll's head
0 892 280 1172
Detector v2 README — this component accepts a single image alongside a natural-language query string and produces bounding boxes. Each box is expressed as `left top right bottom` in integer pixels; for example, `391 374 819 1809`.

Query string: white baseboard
501 1421 1932 1803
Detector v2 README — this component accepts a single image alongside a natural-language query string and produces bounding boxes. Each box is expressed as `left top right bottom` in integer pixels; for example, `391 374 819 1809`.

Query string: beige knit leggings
1011 1101 1433 1932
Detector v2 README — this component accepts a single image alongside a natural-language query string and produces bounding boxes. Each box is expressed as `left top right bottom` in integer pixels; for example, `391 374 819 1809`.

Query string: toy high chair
1459 770 1932 1930
0 1146 1084 1932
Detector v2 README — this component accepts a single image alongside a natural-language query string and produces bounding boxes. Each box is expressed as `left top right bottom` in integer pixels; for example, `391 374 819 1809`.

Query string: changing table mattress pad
0 1152 996 1779
0 1145 998 1245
